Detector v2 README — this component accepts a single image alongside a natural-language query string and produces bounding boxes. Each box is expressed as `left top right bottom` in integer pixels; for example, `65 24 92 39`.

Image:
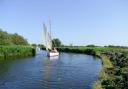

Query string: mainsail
43 24 52 51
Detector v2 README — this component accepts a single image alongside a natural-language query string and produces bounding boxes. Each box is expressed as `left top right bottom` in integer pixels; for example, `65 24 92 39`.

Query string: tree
86 44 97 47
0 30 12 45
38 44 45 48
31 44 37 47
0 29 28 45
52 38 62 47
10 33 28 45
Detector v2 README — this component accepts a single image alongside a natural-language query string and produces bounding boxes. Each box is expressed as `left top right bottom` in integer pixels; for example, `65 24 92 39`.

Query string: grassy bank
54 47 128 89
0 45 35 60
92 55 113 89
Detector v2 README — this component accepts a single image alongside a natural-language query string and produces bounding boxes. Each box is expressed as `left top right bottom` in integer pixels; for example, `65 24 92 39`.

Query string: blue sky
0 0 128 46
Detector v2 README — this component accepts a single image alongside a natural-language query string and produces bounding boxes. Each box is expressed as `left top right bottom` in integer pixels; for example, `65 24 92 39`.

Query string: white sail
43 23 59 57
43 24 48 50
43 24 52 50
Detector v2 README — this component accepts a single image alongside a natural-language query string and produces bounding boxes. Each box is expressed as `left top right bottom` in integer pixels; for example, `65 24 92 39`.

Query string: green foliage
99 49 128 89
57 47 96 55
31 44 37 48
0 29 28 45
38 44 45 50
86 44 97 47
0 46 35 60
102 76 124 89
52 38 62 47
0 29 34 60
10 33 28 45
92 81 102 89
0 30 12 45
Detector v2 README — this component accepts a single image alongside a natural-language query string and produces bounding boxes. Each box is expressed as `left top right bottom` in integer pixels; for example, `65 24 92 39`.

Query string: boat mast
49 19 56 49
49 19 52 48
49 19 56 48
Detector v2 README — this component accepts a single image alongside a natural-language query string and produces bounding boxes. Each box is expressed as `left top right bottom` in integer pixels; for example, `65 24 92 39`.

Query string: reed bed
0 45 35 60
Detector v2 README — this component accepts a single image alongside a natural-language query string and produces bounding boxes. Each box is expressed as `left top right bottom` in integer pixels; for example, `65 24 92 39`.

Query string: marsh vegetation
0 29 35 60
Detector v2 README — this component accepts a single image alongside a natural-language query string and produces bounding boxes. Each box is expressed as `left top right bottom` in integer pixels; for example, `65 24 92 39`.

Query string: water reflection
49 56 59 61
0 51 102 89
42 57 52 89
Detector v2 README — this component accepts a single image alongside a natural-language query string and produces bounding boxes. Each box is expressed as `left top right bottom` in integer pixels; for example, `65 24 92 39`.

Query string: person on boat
53 48 58 52
48 48 58 53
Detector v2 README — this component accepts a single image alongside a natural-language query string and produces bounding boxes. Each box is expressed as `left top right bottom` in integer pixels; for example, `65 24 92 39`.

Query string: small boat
43 23 59 57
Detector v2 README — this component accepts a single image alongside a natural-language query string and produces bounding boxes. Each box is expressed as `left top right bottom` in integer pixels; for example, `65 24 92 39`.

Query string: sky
0 0 128 46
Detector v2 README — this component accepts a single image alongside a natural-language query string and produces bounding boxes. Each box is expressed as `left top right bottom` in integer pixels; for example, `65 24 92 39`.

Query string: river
0 50 102 89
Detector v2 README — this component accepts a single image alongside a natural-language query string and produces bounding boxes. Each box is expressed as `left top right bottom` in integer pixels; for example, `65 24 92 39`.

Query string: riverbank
92 48 128 89
0 46 35 60
54 47 128 89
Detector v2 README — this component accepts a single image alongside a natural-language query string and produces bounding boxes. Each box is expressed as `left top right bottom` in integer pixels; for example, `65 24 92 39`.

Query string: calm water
0 51 102 89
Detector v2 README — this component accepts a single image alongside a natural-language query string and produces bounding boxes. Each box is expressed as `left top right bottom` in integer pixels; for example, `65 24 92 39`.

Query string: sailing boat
43 23 59 57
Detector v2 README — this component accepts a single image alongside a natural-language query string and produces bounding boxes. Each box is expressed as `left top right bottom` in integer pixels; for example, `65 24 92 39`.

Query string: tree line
0 29 28 45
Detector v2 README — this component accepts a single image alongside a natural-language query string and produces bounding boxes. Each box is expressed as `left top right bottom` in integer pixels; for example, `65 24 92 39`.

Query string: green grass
0 45 35 60
101 56 113 68
92 81 102 89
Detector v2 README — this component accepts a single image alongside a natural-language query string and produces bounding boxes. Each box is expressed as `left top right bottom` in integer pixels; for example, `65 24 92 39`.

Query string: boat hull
48 52 59 57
